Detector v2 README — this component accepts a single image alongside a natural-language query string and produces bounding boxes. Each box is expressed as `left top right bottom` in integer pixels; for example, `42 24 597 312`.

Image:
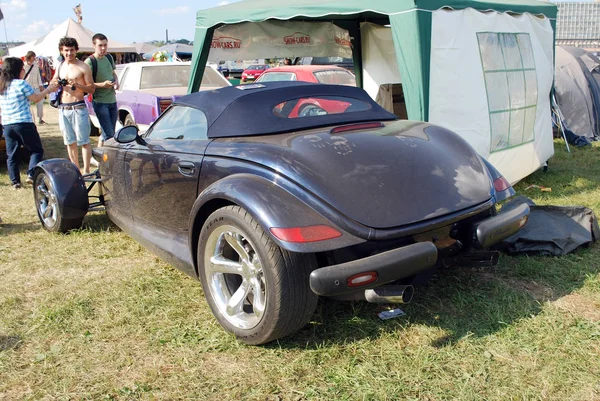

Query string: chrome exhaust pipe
365 285 414 304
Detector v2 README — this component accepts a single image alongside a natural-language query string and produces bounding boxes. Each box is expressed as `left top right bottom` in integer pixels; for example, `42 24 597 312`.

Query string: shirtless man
51 37 95 173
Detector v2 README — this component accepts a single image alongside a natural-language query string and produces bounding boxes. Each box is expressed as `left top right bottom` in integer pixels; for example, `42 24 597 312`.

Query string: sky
0 0 236 45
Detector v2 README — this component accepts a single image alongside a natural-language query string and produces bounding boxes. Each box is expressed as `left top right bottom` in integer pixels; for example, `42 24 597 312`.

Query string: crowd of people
0 33 119 223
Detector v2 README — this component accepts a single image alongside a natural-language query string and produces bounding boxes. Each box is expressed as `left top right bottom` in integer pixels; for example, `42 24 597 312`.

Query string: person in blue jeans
0 57 57 189
85 33 119 148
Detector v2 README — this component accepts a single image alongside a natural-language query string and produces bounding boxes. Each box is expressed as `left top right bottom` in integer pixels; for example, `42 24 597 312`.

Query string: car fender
189 173 365 260
480 157 515 201
34 158 89 220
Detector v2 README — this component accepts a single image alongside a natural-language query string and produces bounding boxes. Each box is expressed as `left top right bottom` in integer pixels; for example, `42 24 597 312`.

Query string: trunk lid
209 120 493 229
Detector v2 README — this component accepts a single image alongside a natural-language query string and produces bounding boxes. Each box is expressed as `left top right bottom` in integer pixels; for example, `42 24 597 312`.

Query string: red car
257 65 357 117
241 64 270 82
255 65 356 86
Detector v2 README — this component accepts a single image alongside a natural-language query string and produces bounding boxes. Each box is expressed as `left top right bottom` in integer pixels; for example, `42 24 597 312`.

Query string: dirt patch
0 335 22 351
474 272 557 302
503 278 557 302
552 293 600 322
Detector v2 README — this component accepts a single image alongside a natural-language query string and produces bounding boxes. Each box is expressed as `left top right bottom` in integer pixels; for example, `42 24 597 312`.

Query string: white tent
360 10 555 184
131 42 158 55
9 18 135 59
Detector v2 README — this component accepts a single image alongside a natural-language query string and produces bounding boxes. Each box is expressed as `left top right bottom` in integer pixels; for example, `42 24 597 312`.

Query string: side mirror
115 126 145 145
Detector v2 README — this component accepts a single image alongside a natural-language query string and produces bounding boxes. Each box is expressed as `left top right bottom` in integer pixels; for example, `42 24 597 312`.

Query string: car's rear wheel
33 170 83 233
198 206 318 345
123 114 137 129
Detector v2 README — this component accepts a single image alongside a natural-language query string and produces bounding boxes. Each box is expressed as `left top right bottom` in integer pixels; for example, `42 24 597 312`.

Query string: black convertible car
33 82 529 345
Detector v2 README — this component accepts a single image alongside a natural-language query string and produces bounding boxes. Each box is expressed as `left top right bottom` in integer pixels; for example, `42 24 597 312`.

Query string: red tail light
270 225 341 243
493 176 511 192
159 99 172 114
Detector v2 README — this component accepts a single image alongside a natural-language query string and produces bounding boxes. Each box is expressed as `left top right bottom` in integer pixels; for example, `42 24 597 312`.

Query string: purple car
87 61 230 134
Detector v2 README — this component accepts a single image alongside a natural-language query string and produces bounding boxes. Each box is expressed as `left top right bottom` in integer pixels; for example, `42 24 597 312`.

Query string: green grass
1 106 599 400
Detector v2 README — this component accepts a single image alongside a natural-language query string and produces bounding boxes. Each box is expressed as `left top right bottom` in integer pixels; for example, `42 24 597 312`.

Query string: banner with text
208 20 352 61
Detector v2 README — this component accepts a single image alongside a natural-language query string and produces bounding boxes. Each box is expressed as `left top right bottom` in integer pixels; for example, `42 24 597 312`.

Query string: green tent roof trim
196 0 557 28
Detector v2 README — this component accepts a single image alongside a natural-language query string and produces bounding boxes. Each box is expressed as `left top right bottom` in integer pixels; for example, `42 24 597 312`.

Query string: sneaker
26 176 34 184
12 183 21 190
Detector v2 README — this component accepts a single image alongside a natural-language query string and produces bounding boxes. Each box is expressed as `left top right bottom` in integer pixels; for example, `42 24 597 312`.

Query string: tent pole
334 20 363 88
552 93 570 153
2 16 9 53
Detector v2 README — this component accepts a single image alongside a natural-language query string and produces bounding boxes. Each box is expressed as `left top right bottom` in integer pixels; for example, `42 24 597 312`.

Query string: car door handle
178 161 196 176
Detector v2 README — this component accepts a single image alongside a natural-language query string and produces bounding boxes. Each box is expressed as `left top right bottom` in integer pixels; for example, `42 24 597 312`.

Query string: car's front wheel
198 206 318 345
33 170 84 233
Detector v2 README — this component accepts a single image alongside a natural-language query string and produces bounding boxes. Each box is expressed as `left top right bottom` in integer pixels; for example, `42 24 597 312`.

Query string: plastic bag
49 86 62 108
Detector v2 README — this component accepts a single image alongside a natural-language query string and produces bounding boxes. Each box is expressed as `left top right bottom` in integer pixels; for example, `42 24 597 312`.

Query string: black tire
33 170 84 233
123 114 137 129
198 206 318 345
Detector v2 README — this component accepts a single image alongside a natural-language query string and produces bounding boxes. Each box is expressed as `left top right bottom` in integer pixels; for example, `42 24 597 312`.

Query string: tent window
477 32 538 152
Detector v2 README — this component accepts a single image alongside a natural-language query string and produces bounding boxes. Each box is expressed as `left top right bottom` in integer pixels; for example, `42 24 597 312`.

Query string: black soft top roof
174 82 397 138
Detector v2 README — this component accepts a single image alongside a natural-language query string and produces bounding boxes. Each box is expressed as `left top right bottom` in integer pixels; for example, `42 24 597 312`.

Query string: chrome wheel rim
204 225 266 330
34 173 58 228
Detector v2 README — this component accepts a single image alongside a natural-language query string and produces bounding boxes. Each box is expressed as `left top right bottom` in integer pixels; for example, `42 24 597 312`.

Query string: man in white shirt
24 51 46 125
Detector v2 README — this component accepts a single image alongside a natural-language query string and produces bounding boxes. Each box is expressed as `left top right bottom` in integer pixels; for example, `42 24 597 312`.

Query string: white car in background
87 61 230 134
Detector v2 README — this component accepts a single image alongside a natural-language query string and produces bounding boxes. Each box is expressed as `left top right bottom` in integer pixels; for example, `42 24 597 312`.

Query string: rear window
310 57 353 65
139 65 227 89
140 65 189 89
273 96 371 119
256 72 297 82
313 70 356 86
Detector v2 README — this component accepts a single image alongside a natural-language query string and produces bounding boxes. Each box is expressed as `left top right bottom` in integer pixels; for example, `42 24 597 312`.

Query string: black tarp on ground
497 196 600 256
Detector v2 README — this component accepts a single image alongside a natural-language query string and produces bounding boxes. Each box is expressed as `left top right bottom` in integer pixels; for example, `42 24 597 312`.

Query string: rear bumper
309 242 438 296
308 203 530 297
471 203 530 249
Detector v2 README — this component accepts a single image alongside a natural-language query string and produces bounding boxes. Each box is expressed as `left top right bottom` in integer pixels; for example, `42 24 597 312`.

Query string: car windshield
247 65 265 70
256 72 297 82
140 65 190 89
139 65 227 89
313 70 356 86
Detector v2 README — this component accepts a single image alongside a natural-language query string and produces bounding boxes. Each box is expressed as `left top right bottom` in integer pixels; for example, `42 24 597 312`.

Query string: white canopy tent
429 9 555 184
359 11 555 184
131 42 158 55
9 18 135 59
